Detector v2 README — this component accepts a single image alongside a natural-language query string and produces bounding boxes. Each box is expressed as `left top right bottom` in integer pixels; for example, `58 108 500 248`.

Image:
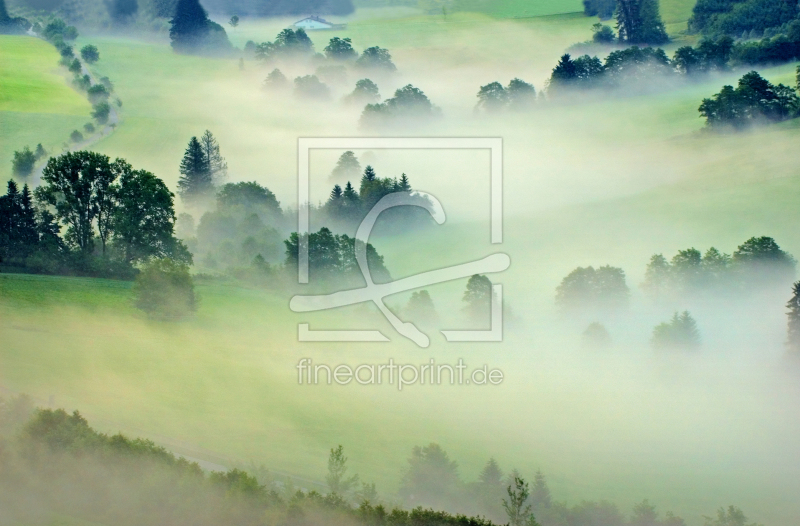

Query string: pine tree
178 136 213 204
616 0 668 44
169 0 209 53
787 282 800 353
398 173 411 191
199 130 227 184
331 151 361 179
361 165 376 185
329 184 343 201
343 181 359 203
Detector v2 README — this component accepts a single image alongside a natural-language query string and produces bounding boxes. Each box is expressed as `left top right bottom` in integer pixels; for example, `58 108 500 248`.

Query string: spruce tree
178 136 213 204
169 0 209 53
787 282 800 353
199 130 227 184
398 173 411 191
616 0 668 44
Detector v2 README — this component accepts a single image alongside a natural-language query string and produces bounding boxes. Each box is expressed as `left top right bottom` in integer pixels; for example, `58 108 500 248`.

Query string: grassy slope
0 35 92 179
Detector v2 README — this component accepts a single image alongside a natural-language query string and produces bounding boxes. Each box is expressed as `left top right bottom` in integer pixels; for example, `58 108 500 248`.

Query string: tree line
0 403 765 526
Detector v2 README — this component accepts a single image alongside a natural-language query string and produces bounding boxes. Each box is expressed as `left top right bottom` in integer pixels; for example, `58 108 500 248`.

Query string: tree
326 445 359 495
477 82 508 112
616 0 668 44
702 506 761 526
529 471 551 510
68 58 82 74
263 68 288 90
332 151 361 180
0 181 39 262
229 15 238 28
355 46 397 71
294 75 330 100
199 130 227 185
651 311 701 350
592 23 616 42
0 0 29 35
464 274 493 321
112 164 190 264
399 443 461 510
178 136 214 204
503 477 540 526
584 0 616 18
134 258 196 319
35 151 118 255
92 102 111 124
70 130 84 143
169 0 215 53
787 282 800 353
107 0 138 22
700 72 799 129
555 265 629 313
12 147 36 177
325 37 357 61
732 235 796 285
345 78 380 105
80 45 99 63
507 78 536 108
475 458 505 521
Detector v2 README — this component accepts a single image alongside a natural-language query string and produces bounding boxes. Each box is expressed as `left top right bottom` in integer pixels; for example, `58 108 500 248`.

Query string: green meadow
0 35 92 177
2 2 800 525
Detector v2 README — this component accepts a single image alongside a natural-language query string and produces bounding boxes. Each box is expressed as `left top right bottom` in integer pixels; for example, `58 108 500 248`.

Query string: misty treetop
690 0 799 36
178 130 227 204
345 78 381 105
360 84 440 127
615 0 669 44
555 265 630 314
651 311 701 350
169 0 233 55
699 71 800 129
642 236 796 299
476 79 536 112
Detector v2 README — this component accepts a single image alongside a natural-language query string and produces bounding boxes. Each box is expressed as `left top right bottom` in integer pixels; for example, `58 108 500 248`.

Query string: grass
0 35 92 179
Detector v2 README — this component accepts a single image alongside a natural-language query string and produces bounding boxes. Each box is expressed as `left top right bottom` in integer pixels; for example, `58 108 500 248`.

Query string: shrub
12 147 36 177
80 44 99 63
70 130 84 143
134 258 197 319
92 102 111 124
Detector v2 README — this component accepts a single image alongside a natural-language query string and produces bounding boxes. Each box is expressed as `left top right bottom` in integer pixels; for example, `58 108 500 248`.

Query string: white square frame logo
294 137 505 345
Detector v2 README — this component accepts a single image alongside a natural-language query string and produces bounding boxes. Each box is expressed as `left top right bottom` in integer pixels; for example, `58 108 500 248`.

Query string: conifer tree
343 181 359 204
398 173 411 191
787 282 800 353
616 0 668 44
169 0 209 53
361 165 376 184
178 136 213 204
199 130 227 184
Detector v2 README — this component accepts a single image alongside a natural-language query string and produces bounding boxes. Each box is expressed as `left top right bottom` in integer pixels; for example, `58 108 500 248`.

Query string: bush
92 102 111 124
83 122 95 133
652 311 701 350
80 44 99 63
12 147 36 176
87 84 110 103
134 258 197 319
68 57 81 74
70 130 84 143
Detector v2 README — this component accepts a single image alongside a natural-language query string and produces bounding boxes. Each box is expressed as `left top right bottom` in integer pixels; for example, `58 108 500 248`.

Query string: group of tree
689 0 799 37
177 130 228 205
0 0 31 34
700 71 799 129
0 151 190 277
642 237 797 299
181 181 285 277
11 144 47 177
476 79 537 112
255 31 396 73
360 84 440 127
555 265 630 315
582 0 668 44
106 0 139 23
651 311 701 350
547 46 671 93
169 0 233 55
323 160 432 231
583 0 616 20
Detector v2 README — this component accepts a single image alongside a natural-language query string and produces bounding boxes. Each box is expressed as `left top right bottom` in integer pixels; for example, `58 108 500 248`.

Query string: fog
3 5 800 526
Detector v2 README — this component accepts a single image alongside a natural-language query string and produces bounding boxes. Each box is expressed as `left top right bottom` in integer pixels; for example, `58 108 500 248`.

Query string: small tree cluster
555 265 630 314
178 130 227 205
700 71 799 129
476 79 536 112
345 78 381 105
548 47 671 94
652 311 701 350
360 85 439 127
255 28 314 61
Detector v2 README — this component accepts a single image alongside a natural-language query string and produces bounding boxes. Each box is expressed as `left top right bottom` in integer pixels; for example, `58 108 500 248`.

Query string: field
2 2 800 525
0 35 92 178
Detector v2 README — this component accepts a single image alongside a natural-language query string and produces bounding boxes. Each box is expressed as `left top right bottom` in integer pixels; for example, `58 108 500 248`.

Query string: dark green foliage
0 0 30 35
80 44 99 63
178 136 214 204
84 122 95 133
477 82 508 111
134 257 196 318
263 68 288 89
477 79 536 111
0 181 39 264
399 443 461 510
360 84 438 127
87 83 110 103
92 101 111 123
73 73 91 91
199 129 227 184
42 18 77 41
730 28 800 65
672 36 733 73
689 0 798 36
787 282 800 353
331 151 361 179
584 0 616 18
294 75 331 100
652 311 701 350
732 235 797 285
355 46 397 71
507 78 536 107
113 166 190 265
68 57 82 73
555 265 630 313
107 0 139 22
616 0 669 44
12 147 36 177
582 322 612 347
345 78 381 104
604 46 671 81
324 36 357 61
548 53 605 92
255 28 314 61
284 227 390 285
70 129 84 143
592 23 616 42
170 0 232 55
699 71 799 129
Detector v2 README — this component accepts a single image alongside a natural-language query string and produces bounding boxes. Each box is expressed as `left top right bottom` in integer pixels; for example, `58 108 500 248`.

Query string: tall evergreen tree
787 282 800 353
331 151 361 180
169 0 210 53
398 173 411 191
616 0 668 44
199 130 227 185
178 136 214 204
